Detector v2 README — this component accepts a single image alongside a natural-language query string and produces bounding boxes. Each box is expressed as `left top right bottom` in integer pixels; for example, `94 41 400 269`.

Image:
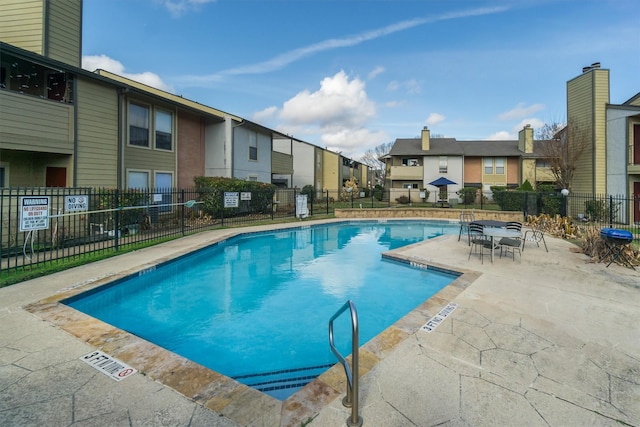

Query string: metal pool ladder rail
328 300 363 427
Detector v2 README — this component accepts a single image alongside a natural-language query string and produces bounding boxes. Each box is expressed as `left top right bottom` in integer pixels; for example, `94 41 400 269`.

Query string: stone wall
334 208 524 222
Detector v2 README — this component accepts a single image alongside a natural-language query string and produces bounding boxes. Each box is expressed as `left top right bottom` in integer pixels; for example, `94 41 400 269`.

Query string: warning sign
80 350 137 381
20 197 50 232
224 192 239 208
65 195 88 212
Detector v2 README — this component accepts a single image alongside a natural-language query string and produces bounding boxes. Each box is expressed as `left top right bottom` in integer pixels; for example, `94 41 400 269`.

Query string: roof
390 137 532 158
389 138 464 156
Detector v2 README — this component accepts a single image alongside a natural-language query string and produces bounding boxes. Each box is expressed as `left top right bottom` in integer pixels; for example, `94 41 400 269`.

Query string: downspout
72 76 78 186
117 87 128 189
42 0 49 58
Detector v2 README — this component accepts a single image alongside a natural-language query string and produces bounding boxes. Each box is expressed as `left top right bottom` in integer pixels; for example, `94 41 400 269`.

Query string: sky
81 0 639 160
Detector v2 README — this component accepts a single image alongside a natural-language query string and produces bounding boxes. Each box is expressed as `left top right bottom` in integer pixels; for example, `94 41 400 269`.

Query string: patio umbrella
428 177 457 186
428 177 457 203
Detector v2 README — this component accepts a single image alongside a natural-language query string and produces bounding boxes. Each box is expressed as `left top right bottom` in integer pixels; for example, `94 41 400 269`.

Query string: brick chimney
518 124 533 154
421 127 430 151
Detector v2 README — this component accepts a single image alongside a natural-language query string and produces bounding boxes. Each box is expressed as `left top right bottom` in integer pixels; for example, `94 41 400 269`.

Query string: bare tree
359 141 394 187
536 120 589 191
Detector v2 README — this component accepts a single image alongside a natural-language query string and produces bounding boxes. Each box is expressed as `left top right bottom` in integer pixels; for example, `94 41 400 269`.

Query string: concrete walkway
1 220 639 426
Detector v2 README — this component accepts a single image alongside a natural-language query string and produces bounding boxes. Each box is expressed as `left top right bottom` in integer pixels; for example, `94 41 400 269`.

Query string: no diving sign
80 350 137 381
20 197 50 232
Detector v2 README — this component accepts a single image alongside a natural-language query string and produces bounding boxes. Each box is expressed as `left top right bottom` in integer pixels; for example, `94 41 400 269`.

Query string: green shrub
194 176 276 217
301 185 315 201
519 180 534 191
457 187 477 204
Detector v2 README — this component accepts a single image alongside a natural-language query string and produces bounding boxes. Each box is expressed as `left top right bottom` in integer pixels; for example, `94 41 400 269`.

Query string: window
0 166 5 187
155 172 173 213
249 132 258 161
127 170 149 189
439 156 448 173
155 110 172 150
129 103 150 147
484 158 493 174
495 157 505 174
402 158 418 166
248 176 258 182
403 183 418 189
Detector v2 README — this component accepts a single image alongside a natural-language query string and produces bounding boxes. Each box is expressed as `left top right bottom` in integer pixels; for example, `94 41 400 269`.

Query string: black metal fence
2 187 638 280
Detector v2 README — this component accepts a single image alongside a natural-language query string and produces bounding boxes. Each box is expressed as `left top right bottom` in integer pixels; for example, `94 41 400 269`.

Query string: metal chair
522 226 548 252
458 210 475 245
499 222 523 261
468 223 490 263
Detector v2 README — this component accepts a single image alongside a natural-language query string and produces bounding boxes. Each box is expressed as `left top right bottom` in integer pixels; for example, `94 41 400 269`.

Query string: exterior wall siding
291 141 315 189
0 0 44 54
46 0 81 66
567 68 609 194
463 157 482 184
322 150 339 191
204 121 228 177
232 126 271 182
506 157 520 184
271 151 293 174
0 90 73 153
75 78 118 187
177 110 205 188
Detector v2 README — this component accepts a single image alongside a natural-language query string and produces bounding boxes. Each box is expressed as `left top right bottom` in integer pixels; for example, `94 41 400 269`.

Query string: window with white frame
403 183 418 189
129 103 150 147
155 110 172 150
495 157 505 174
484 158 493 174
402 158 418 166
155 172 173 213
247 175 258 182
127 170 149 189
249 132 258 161
439 156 448 173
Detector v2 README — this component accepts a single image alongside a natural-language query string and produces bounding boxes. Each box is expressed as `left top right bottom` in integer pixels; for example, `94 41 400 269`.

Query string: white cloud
498 103 545 120
426 113 446 126
486 131 512 140
82 54 174 92
163 0 216 17
368 66 385 80
251 106 278 124
279 71 375 128
386 81 400 91
513 118 544 132
263 71 387 158
177 5 510 84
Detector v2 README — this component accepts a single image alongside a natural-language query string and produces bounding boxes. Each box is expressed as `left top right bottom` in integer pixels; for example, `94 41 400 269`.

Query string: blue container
600 228 633 243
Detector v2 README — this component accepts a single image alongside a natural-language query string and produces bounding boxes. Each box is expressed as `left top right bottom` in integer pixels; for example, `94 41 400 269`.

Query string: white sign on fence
65 195 88 212
296 194 308 218
224 192 239 208
20 196 50 231
241 192 252 201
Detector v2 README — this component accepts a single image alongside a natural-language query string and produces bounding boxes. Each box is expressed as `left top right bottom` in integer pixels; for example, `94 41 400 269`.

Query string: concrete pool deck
1 219 639 426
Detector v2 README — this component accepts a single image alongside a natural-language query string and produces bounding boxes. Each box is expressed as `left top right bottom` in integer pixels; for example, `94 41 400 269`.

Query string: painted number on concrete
421 302 458 333
80 350 137 381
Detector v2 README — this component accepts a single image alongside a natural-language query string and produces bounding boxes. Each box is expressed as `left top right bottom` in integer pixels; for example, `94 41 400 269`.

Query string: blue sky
82 0 639 160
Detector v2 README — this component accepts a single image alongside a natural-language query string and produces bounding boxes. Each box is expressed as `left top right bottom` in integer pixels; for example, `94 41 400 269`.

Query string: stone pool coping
22 220 474 427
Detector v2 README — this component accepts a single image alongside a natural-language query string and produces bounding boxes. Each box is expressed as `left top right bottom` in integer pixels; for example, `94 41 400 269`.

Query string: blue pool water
66 221 459 400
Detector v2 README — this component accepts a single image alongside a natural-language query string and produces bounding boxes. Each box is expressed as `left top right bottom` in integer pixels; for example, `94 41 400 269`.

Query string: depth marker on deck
80 350 137 381
421 302 458 333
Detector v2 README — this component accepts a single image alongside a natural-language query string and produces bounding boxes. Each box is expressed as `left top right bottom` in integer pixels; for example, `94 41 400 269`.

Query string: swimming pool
65 220 459 400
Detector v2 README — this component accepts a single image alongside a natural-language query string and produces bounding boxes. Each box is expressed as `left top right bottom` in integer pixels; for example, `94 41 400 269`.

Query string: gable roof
389 138 464 156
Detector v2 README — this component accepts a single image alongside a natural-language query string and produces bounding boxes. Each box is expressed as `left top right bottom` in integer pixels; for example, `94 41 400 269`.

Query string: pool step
233 363 334 394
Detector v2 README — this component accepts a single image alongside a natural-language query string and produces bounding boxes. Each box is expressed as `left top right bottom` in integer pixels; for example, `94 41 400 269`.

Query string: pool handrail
328 299 363 427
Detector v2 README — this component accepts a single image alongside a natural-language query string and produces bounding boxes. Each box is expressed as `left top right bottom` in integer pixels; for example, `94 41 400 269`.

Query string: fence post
114 189 120 251
181 189 185 236
609 195 613 228
326 190 329 214
221 190 225 227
